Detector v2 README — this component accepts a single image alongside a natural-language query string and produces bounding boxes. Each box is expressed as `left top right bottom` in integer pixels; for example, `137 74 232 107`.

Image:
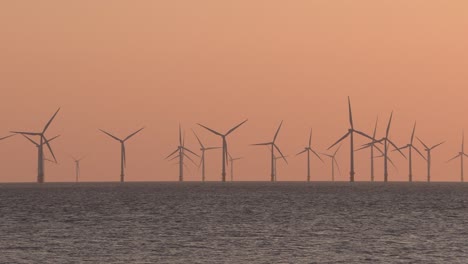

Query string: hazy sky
1 1 468 182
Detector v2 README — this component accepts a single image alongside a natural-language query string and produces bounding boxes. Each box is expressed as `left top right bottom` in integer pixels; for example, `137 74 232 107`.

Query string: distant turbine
273 153 288 181
393 122 426 182
252 121 288 182
321 144 342 182
192 130 220 182
228 153 243 182
100 127 144 182
362 112 406 182
328 97 374 182
355 117 380 181
296 128 323 182
166 125 199 182
71 155 86 183
21 134 60 182
11 108 60 183
417 137 445 182
198 119 248 182
447 131 467 182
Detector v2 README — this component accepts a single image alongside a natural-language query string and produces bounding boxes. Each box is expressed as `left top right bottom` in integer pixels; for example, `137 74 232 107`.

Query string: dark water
0 182 467 263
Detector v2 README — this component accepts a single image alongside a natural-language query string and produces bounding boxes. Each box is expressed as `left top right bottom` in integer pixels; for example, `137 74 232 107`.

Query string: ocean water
0 182 467 263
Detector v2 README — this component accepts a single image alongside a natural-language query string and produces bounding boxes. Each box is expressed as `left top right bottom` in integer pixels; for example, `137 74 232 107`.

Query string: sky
1 1 468 182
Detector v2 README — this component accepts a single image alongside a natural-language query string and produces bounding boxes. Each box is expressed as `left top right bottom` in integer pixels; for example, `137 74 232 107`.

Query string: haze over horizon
1 1 468 182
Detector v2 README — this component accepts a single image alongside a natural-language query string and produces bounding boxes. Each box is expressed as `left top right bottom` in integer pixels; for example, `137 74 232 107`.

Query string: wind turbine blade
197 123 223 136
386 111 393 137
99 129 121 142
205 147 221 150
447 154 461 163
334 144 342 156
198 154 203 168
183 152 197 165
273 144 288 164
462 130 465 152
334 158 342 177
224 141 229 166
42 108 60 133
124 127 145 141
430 141 445 150
168 154 180 162
251 142 272 146
372 116 378 138
122 144 126 168
374 145 385 155
355 145 371 152
44 135 60 145
464 153 468 158
412 146 427 160
410 122 416 144
183 147 200 157
165 148 179 159
328 132 350 150
308 128 312 147
21 134 39 146
179 124 182 145
417 137 429 150
11 131 42 136
44 136 58 163
320 153 333 158
0 134 15 141
387 139 406 159
192 129 204 148
354 130 374 141
348 96 354 129
392 145 409 151
225 119 248 136
296 149 307 156
273 120 283 142
311 149 324 163
387 156 398 171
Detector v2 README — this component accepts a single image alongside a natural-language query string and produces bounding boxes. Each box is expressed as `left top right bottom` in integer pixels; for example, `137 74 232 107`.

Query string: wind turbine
11 108 60 183
197 119 248 182
355 117 380 181
447 131 467 182
252 121 288 182
192 130 220 182
296 128 323 182
362 112 406 182
393 122 426 182
228 153 243 182
71 155 86 183
417 137 444 182
273 153 288 181
328 97 374 182
321 144 342 182
20 134 60 182
99 127 144 182
166 125 199 182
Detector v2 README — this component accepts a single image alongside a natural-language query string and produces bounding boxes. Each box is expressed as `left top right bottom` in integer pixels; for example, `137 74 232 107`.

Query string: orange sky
1 1 468 182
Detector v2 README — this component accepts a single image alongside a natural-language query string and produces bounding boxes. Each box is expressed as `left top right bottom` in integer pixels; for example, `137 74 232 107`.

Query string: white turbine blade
308 128 312 147
183 147 200 157
392 145 409 151
192 129 204 148
372 116 379 138
387 139 406 159
168 154 180 162
348 96 354 129
310 149 324 163
430 141 445 150
251 142 272 146
334 158 342 177
42 108 61 133
333 144 342 156
387 156 398 171
374 145 385 155
0 134 15 141
320 153 333 158
417 137 429 150
122 144 126 168
273 120 283 142
183 152 198 165
165 148 179 159
355 144 371 152
385 111 393 138
354 130 374 141
296 149 307 156
197 123 223 136
226 119 248 136
273 144 288 164
410 121 417 144
447 154 461 163
11 131 42 136
124 127 145 141
99 129 121 142
412 146 427 161
21 134 39 146
43 136 58 163
205 147 221 150
328 132 350 150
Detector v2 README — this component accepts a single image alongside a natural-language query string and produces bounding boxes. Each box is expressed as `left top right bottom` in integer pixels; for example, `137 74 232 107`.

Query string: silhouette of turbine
252 121 288 182
355 117 381 181
447 131 467 182
321 144 342 182
100 127 144 183
0 134 15 142
273 153 288 181
197 119 248 182
166 125 199 182
228 153 243 182
71 155 86 183
11 108 60 183
21 134 60 182
417 137 444 183
328 97 373 182
192 130 220 182
360 113 406 182
296 128 323 182
393 122 426 182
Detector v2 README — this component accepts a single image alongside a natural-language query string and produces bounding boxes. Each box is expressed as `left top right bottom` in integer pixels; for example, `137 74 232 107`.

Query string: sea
0 182 467 263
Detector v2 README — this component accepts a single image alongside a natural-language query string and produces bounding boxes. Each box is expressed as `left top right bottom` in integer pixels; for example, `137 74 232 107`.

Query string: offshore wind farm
1 1 468 263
